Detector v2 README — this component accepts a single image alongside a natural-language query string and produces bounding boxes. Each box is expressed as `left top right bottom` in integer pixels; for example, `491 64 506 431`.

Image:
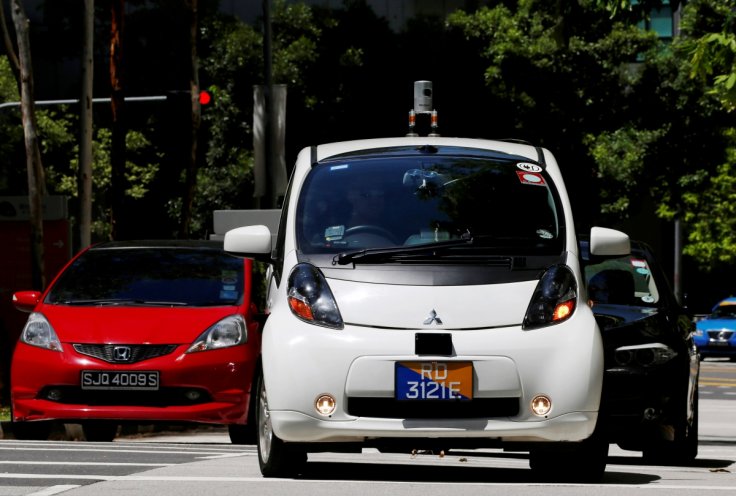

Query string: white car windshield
296 147 565 257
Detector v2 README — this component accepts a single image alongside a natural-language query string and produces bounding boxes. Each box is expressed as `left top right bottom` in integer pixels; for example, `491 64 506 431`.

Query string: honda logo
113 346 132 362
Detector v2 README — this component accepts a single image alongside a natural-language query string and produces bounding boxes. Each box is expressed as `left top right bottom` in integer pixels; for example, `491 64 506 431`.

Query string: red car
10 240 261 442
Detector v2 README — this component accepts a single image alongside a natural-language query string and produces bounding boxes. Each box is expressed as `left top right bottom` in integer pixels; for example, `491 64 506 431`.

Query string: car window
45 248 244 306
296 154 564 256
711 304 736 318
584 255 659 306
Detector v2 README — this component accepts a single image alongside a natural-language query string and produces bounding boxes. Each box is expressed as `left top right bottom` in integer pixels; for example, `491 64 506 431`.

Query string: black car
579 238 700 463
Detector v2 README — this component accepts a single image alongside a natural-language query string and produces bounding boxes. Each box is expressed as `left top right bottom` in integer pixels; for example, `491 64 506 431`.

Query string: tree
110 0 126 240
78 0 94 249
8 0 46 289
179 0 201 239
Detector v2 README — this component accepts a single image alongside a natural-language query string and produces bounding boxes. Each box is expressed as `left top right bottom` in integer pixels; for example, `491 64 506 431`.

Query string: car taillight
287 263 343 329
522 265 577 330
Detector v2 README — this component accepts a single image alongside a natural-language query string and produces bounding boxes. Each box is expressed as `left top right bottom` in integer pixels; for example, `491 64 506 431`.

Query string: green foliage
0 56 17 101
584 126 666 215
680 130 736 267
46 127 160 241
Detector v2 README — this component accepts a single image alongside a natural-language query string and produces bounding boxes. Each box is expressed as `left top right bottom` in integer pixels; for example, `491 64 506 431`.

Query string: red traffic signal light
199 90 212 106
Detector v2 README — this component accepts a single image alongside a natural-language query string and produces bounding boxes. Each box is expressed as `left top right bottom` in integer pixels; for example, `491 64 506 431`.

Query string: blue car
694 297 736 360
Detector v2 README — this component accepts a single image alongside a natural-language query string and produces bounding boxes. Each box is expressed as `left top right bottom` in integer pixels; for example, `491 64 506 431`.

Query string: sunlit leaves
585 127 666 216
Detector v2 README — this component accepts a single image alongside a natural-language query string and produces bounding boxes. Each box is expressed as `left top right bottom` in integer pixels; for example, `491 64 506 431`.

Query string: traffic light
199 89 212 106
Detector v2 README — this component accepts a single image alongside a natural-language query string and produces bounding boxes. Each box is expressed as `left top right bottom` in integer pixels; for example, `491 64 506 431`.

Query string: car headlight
20 312 63 352
186 314 247 353
522 264 577 330
614 343 677 367
287 263 343 329
693 328 704 337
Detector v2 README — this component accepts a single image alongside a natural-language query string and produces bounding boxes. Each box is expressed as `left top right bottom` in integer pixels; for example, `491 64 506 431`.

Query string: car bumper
694 343 736 358
261 309 604 444
11 343 257 425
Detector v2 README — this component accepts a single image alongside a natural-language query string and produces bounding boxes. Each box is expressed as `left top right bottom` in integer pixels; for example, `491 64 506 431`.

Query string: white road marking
26 486 81 496
0 461 171 466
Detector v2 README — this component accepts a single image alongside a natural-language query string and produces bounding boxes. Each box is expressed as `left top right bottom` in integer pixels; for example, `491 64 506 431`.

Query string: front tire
11 420 52 440
643 386 699 465
82 421 118 442
255 370 306 477
228 423 255 445
530 437 608 482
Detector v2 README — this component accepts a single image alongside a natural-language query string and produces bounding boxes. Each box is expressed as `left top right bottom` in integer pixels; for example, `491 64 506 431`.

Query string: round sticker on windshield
636 268 650 275
517 162 542 173
641 295 655 303
536 229 553 239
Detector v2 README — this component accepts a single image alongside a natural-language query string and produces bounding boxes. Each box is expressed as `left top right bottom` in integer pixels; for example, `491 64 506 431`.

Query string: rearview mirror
589 227 630 256
224 225 273 263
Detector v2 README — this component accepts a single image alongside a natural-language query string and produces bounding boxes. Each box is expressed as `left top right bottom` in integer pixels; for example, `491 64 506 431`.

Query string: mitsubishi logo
423 309 443 325
113 346 132 362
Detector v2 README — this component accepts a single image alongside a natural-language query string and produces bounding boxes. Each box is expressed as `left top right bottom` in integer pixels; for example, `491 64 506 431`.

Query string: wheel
255 370 306 477
643 385 699 465
11 420 52 440
229 367 260 445
344 225 397 244
529 437 608 482
228 423 255 445
82 421 118 442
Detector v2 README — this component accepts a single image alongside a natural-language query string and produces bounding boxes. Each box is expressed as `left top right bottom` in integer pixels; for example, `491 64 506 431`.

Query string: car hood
591 304 677 349
37 304 239 344
696 318 736 331
327 277 539 329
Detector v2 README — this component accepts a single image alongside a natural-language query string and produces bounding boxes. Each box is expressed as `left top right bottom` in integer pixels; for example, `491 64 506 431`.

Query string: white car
225 136 630 481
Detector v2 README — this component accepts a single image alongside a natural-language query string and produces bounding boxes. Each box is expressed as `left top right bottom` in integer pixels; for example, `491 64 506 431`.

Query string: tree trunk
179 0 200 239
110 0 126 240
10 0 46 290
78 0 94 249
0 1 20 81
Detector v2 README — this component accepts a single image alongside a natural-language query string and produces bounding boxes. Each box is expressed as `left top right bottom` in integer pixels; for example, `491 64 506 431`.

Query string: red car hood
37 304 240 345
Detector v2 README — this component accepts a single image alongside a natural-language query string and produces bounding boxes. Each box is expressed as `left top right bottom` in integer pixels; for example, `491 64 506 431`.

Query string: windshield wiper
332 238 474 266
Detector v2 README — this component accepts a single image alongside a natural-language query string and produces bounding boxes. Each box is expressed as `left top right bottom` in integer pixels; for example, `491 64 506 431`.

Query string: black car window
711 304 736 318
45 248 244 306
296 154 564 256
584 255 660 306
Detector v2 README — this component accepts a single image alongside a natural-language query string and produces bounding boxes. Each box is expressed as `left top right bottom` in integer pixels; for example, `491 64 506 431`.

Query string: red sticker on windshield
516 171 546 186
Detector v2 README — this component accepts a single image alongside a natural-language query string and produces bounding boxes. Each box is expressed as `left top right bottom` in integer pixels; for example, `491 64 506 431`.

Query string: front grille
73 344 177 364
347 397 519 419
38 386 212 406
707 330 734 340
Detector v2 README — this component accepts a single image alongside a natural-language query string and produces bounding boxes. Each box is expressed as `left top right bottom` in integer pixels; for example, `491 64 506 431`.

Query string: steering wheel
344 225 398 244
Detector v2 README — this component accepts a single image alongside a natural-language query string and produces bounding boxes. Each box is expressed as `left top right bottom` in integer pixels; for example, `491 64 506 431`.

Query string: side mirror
12 290 42 313
589 227 630 256
224 225 273 263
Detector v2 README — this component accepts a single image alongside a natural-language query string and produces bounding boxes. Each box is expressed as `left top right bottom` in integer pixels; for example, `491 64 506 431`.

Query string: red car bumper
11 342 258 425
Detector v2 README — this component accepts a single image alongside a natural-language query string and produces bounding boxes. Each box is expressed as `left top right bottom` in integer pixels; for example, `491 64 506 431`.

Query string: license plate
395 361 472 401
81 370 159 390
709 340 731 347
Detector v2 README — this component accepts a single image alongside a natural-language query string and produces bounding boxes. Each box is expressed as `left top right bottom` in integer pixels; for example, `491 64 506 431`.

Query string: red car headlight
20 312 63 352
186 314 247 353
